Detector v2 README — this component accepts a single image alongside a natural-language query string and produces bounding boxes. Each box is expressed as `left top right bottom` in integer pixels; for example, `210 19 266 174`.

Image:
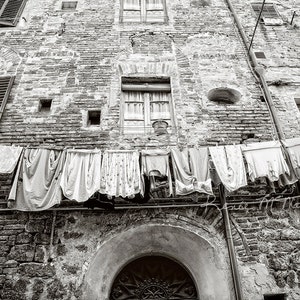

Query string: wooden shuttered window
0 0 27 27
0 76 14 120
120 0 167 23
251 3 279 18
121 78 174 134
251 3 283 25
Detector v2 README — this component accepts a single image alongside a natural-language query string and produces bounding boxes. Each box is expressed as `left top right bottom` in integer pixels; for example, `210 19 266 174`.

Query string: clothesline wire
0 194 299 212
6 136 299 152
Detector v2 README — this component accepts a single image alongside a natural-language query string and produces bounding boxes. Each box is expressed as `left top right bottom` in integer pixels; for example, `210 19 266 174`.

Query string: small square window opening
39 99 52 112
62 1 78 10
255 51 266 59
88 111 101 126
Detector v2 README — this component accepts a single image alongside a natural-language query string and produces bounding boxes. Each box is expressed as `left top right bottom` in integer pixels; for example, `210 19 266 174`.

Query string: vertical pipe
224 0 285 140
49 211 57 261
219 184 244 300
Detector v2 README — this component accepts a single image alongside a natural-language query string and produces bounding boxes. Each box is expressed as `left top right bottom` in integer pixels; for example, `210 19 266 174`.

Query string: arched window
110 255 199 300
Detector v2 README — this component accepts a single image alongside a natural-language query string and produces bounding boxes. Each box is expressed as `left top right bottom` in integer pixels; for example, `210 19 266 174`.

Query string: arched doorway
110 255 199 300
83 223 234 299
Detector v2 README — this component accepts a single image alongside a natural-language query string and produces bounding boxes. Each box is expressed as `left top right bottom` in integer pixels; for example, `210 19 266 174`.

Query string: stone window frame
251 3 282 24
119 0 168 24
120 76 175 135
0 0 27 27
0 76 14 120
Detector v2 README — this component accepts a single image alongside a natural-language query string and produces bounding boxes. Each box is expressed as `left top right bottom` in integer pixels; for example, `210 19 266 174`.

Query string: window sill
120 126 177 136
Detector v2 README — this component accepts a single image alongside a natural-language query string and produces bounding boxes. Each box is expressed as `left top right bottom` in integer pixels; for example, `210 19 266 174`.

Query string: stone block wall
0 212 60 299
231 204 300 300
0 207 299 299
0 208 226 299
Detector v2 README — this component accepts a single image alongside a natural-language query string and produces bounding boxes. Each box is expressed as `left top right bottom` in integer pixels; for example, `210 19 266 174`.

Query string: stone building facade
0 0 299 299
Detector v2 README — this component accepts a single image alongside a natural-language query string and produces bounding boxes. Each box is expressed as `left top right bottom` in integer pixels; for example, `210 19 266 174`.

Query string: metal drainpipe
219 184 244 300
224 0 285 140
224 0 300 183
49 211 57 262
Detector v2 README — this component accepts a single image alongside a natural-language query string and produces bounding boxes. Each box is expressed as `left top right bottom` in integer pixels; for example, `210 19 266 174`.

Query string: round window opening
207 87 241 104
110 255 199 300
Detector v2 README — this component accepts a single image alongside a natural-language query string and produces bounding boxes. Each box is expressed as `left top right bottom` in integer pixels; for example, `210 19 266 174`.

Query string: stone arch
83 221 234 300
0 46 22 76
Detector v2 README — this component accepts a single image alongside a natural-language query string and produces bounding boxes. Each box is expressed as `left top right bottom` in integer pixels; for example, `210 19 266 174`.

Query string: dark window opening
260 96 266 102
39 99 52 112
255 51 266 59
88 110 101 126
207 87 241 104
61 1 78 10
295 97 300 111
264 293 287 300
242 133 255 140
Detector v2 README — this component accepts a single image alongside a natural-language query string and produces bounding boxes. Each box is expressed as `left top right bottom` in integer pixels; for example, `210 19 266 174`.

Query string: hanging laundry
141 149 173 196
209 145 247 192
282 138 300 179
241 141 290 182
60 149 101 202
171 148 213 195
8 148 65 211
0 145 23 174
100 150 143 198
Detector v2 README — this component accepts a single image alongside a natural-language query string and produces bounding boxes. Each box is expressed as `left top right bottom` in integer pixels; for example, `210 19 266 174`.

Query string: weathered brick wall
231 0 300 138
0 0 275 148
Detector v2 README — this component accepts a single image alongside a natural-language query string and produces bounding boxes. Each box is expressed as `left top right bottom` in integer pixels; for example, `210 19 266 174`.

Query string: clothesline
0 137 299 212
2 136 298 151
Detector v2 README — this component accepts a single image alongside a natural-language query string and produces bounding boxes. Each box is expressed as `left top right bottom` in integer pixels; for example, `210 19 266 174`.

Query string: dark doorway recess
110 255 199 300
264 294 286 300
